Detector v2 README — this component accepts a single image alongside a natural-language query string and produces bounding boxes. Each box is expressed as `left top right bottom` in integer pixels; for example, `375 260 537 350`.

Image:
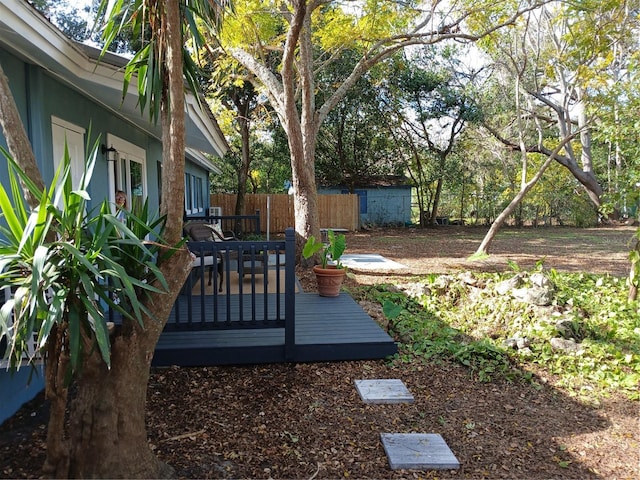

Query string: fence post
284 227 296 361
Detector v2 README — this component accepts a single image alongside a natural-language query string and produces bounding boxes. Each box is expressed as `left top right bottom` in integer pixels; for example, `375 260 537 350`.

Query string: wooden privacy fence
210 194 359 233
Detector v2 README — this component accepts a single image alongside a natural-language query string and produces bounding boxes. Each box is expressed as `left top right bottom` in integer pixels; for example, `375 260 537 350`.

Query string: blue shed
319 176 413 227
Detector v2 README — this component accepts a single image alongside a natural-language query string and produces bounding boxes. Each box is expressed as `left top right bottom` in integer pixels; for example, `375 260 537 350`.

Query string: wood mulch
1 225 638 479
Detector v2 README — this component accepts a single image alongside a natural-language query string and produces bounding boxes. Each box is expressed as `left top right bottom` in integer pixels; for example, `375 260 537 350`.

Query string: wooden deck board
153 293 397 366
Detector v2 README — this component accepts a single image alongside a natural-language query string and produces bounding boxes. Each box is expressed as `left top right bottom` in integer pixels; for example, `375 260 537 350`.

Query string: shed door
342 189 367 214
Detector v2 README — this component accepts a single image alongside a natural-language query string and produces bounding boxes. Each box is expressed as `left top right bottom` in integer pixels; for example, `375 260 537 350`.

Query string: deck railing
170 228 297 357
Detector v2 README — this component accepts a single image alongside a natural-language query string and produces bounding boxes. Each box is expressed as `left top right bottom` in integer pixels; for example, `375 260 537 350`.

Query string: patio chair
184 222 237 291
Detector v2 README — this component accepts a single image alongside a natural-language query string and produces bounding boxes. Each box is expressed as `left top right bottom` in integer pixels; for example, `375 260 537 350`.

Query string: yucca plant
0 140 170 372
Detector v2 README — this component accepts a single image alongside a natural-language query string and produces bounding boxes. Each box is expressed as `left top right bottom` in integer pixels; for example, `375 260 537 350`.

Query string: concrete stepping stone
354 379 414 404
381 433 460 470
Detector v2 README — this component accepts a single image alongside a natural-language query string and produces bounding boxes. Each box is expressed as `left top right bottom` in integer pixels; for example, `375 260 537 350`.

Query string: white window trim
106 134 147 212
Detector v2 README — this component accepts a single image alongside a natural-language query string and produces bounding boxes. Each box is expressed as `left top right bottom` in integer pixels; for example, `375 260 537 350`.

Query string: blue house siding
320 186 412 226
0 366 44 425
0 52 212 214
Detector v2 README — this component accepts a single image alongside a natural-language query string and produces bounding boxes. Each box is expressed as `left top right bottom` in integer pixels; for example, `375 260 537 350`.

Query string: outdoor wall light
101 144 118 162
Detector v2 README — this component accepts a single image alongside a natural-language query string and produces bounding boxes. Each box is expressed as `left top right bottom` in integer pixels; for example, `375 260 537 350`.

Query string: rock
496 275 523 295
402 282 430 299
530 272 553 289
555 319 578 339
512 286 554 306
503 336 530 350
459 271 477 285
550 337 581 353
434 275 455 289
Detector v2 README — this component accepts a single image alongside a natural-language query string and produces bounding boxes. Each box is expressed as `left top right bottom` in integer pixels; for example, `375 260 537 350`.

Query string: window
184 174 205 215
195 176 204 212
129 158 144 211
185 174 193 214
106 135 147 213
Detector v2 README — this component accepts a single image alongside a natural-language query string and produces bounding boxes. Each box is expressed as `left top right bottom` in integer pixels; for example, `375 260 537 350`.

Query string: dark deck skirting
153 293 398 366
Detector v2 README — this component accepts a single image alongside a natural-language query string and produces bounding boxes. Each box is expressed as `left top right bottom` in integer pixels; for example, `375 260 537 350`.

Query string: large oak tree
213 0 550 252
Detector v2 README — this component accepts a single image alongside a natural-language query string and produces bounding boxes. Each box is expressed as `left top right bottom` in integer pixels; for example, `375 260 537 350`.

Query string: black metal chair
184 222 236 292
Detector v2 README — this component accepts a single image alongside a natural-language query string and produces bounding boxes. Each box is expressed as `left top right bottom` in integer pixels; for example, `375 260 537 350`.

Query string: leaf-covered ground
1 225 638 479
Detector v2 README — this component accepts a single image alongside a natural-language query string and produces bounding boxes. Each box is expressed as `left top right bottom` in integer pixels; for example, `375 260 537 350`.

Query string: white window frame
106 135 147 213
184 173 205 215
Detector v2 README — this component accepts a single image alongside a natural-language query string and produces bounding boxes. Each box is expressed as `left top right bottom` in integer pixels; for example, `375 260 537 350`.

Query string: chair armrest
209 225 237 241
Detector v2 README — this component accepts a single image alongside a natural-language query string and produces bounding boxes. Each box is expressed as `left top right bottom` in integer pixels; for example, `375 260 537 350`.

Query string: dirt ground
1 225 638 479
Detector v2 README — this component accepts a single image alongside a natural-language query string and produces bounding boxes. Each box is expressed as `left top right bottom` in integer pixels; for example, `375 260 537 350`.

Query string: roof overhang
0 0 228 170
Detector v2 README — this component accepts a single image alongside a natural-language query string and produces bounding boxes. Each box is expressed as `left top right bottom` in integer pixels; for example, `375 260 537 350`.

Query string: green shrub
358 268 640 400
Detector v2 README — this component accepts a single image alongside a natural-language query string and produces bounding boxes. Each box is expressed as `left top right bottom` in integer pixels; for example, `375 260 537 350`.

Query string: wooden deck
149 228 397 367
152 293 398 366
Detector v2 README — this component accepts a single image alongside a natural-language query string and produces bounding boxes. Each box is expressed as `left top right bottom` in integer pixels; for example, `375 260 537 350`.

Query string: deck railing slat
170 228 294 334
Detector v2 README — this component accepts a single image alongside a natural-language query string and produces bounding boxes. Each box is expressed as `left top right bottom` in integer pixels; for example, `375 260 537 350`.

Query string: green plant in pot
303 229 347 297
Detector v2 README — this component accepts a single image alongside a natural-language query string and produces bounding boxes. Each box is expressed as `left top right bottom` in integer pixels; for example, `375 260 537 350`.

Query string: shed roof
321 175 413 189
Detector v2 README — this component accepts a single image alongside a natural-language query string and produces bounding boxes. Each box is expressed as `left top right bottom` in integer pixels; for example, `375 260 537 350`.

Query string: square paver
381 433 460 470
354 379 414 404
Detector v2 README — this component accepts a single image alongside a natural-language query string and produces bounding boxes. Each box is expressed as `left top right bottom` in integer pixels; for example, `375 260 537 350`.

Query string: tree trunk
0 64 45 207
459 176 465 224
61 0 192 476
234 103 251 232
476 142 569 254
555 155 602 208
160 0 187 243
289 119 320 259
476 160 552 254
66 332 170 478
575 88 600 209
629 234 639 302
278 0 320 258
429 154 446 226
43 325 71 477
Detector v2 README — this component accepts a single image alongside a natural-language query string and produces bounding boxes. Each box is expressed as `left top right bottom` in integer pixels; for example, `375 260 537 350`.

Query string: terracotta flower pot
312 265 346 297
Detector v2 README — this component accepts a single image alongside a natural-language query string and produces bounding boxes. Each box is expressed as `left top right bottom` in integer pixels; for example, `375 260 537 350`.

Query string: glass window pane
130 160 144 211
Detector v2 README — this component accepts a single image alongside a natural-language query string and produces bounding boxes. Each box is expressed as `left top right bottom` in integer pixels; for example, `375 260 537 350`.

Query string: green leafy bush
0 142 171 371
358 267 640 400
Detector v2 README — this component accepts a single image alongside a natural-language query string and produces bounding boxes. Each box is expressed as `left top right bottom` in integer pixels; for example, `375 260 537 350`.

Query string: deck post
254 210 261 236
284 228 296 361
